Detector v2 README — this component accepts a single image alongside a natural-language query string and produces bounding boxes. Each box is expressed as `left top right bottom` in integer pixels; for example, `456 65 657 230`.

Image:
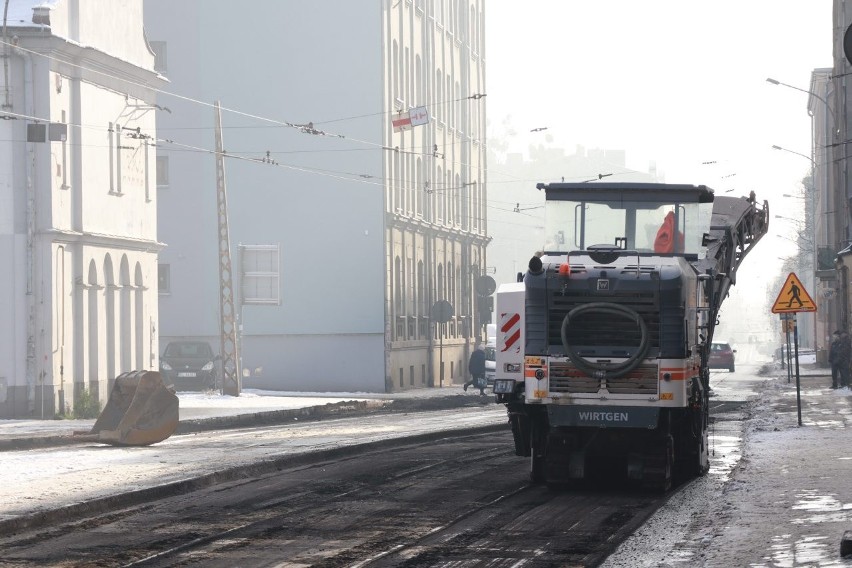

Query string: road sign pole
785 324 793 384
439 324 444 388
793 315 802 427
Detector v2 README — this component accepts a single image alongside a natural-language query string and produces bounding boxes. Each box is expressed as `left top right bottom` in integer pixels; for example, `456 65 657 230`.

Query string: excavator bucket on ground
75 371 179 446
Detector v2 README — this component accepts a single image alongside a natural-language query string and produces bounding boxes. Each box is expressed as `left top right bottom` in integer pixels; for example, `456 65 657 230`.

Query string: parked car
709 342 736 372
775 345 817 365
160 341 218 391
485 342 496 385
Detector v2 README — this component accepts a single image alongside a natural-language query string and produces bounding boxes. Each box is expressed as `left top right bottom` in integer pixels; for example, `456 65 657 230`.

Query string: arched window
415 55 422 106
394 256 403 312
394 149 402 212
444 168 451 225
392 40 399 103
134 263 144 370
455 80 462 133
103 255 116 382
444 168 457 225
417 260 425 317
407 257 415 312
436 70 443 122
119 255 132 374
87 260 99 383
404 46 410 105
448 261 455 309
458 172 466 230
437 165 444 221
416 157 423 217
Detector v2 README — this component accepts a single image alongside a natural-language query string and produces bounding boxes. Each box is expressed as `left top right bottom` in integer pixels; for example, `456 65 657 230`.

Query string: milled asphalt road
4 361 852 565
0 389 505 534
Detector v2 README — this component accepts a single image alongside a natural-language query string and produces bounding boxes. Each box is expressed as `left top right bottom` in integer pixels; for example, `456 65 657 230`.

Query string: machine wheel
529 418 547 484
729 364 735 372
530 449 546 484
675 420 709 481
642 436 673 492
674 393 710 481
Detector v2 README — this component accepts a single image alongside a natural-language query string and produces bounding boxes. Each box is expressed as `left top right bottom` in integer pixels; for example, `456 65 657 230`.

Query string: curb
0 396 495 452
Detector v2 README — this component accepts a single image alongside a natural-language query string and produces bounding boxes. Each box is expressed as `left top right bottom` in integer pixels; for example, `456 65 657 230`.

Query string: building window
158 264 170 294
394 256 403 312
156 155 169 187
150 41 167 74
241 245 280 305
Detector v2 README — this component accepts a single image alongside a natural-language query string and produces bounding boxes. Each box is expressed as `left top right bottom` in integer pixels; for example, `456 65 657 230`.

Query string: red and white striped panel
500 312 521 353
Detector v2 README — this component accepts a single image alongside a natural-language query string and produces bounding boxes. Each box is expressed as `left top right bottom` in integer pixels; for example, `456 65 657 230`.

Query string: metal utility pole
214 101 241 396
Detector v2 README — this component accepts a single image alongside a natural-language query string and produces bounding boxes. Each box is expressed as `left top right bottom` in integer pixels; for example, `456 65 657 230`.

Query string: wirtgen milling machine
493 182 768 491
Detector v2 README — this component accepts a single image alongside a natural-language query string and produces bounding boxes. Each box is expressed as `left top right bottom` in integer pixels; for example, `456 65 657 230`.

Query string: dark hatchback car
709 342 736 372
160 341 218 391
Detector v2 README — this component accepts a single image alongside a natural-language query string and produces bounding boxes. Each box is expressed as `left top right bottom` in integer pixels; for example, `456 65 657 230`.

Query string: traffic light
475 275 495 325
478 295 493 324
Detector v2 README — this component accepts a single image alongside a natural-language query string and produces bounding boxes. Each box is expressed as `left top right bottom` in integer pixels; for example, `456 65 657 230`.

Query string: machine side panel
495 282 525 383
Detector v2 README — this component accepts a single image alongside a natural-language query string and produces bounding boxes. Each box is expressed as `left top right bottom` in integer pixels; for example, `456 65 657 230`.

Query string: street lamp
771 144 816 167
766 78 833 119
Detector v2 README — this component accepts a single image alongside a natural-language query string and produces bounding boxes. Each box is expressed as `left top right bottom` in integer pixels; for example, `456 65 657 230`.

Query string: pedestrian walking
464 343 487 395
829 331 842 389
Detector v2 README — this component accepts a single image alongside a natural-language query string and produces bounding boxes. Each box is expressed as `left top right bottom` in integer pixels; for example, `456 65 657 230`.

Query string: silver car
485 343 496 385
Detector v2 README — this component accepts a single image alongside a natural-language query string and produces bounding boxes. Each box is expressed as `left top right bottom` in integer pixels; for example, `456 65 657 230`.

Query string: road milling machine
493 182 768 491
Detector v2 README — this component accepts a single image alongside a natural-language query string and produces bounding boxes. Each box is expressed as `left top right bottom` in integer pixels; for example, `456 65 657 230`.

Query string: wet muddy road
0 365 781 567
1 429 670 567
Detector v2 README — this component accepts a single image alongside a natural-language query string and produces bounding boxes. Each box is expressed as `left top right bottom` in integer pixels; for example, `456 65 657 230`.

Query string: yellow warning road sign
771 272 817 313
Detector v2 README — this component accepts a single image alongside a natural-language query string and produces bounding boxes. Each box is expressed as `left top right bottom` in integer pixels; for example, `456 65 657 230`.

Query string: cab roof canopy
536 182 715 204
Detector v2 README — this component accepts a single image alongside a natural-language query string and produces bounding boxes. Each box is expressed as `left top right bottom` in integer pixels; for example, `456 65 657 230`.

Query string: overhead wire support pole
214 100 241 396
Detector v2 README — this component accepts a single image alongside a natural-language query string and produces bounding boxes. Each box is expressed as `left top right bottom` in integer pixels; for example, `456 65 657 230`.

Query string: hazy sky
486 2 830 190
485 1 832 338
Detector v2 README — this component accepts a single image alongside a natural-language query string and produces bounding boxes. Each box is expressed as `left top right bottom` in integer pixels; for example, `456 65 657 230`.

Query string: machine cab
536 182 714 258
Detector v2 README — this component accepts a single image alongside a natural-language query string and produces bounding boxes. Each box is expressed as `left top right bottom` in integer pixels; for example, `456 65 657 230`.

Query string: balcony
817 246 837 280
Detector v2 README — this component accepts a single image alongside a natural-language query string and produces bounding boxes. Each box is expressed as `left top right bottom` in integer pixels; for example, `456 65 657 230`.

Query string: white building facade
0 0 163 417
144 0 487 392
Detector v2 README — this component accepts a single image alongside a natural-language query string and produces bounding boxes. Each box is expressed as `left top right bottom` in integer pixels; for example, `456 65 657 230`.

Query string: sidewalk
702 368 852 564
0 384 482 451
604 365 852 566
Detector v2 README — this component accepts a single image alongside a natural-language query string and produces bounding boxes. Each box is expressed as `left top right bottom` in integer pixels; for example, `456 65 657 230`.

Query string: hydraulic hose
560 302 650 380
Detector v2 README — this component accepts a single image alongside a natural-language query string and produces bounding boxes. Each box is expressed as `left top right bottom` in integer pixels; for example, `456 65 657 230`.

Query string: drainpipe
55 246 65 413
16 43 36 413
2 0 11 109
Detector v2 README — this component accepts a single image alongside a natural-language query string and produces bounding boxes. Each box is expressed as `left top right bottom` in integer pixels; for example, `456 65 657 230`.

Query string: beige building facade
385 0 488 389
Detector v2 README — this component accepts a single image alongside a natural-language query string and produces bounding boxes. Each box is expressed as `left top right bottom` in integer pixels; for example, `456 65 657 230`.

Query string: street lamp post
771 144 818 352
766 78 834 121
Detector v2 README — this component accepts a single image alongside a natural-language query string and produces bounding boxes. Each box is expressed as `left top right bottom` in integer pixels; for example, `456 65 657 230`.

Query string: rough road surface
2 367 851 566
1 430 666 567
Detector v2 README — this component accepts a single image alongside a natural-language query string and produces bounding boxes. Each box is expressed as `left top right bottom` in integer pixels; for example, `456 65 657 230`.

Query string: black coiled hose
560 302 650 380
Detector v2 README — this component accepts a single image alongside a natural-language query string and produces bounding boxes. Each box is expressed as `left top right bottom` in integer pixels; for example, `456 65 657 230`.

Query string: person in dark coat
464 344 487 395
840 331 852 388
829 331 842 389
